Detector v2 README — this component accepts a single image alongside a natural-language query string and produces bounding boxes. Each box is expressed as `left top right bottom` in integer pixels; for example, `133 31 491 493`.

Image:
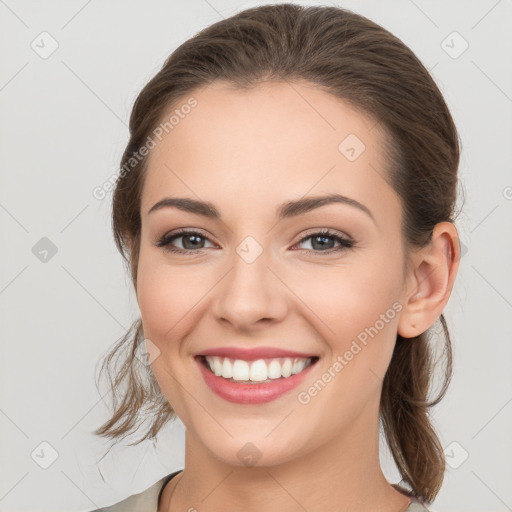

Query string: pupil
313 235 333 250
184 234 203 249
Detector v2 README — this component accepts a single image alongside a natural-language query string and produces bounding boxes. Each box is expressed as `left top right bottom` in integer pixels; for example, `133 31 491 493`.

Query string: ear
397 222 461 339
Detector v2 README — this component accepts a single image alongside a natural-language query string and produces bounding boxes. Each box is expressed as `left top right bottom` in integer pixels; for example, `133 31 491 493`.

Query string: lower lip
195 356 318 404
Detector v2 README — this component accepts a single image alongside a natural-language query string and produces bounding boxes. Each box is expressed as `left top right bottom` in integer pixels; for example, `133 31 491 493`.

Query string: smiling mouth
196 355 320 383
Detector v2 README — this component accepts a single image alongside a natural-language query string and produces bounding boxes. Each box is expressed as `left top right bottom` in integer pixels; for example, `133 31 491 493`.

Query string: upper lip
197 346 318 361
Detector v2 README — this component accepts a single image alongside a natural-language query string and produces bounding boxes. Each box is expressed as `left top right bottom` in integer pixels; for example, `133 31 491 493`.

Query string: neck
163 404 411 512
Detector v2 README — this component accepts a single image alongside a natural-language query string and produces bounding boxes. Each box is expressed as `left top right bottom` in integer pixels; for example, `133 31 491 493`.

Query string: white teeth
213 357 223 376
267 360 282 379
233 360 250 380
249 359 268 382
204 356 314 382
291 358 304 375
221 358 233 378
282 358 292 378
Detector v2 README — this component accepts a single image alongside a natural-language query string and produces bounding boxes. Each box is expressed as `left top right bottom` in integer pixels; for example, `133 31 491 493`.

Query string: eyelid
295 227 353 243
160 227 352 243
156 228 217 250
156 227 355 255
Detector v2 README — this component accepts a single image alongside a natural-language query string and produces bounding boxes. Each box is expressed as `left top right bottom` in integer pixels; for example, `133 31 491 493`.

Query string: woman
91 3 462 511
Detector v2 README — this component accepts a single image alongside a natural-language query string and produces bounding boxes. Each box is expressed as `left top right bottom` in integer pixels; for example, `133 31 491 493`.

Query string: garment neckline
157 472 426 511
157 470 183 508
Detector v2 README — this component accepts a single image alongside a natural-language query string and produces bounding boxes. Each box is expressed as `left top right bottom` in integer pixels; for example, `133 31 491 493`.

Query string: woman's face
136 80 412 468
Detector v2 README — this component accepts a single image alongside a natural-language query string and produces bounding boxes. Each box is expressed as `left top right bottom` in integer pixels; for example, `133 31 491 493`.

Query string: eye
292 229 355 254
155 228 355 255
156 229 215 254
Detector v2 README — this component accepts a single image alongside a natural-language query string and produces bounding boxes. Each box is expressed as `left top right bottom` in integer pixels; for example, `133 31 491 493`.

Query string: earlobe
397 222 461 339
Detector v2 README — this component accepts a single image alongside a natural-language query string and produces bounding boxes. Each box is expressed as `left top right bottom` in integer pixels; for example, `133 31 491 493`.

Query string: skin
133 80 460 512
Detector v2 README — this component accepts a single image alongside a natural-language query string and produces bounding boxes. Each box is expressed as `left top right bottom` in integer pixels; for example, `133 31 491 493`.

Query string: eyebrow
147 193 375 223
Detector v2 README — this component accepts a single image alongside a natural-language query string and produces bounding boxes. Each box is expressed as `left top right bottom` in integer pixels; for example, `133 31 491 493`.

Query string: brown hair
93 3 463 503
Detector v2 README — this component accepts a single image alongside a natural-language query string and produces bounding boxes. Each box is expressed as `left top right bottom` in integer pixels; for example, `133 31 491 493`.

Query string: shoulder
392 484 432 512
88 470 182 512
405 499 431 512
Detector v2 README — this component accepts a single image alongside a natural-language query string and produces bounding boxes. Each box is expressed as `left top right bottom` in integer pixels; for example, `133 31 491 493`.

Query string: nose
211 244 289 332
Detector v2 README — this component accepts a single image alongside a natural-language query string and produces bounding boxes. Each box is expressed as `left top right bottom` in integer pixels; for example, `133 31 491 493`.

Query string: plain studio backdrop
1 1 511 511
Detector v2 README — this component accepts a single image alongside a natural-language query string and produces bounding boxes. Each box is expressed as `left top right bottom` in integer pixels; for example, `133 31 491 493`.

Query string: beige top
89 471 431 511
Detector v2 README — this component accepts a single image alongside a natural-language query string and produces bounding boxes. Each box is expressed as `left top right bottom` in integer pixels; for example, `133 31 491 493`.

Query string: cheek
295 257 402 368
307 265 399 329
136 254 194 340
295 269 401 416
136 249 219 349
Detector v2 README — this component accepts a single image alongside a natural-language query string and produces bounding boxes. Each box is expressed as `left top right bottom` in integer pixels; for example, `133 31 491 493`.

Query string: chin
197 428 307 469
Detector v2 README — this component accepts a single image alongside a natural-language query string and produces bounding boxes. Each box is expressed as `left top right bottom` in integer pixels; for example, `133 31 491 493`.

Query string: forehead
141 80 399 226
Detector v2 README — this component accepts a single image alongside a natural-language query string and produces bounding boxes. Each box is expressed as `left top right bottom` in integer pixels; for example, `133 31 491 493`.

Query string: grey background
1 1 511 511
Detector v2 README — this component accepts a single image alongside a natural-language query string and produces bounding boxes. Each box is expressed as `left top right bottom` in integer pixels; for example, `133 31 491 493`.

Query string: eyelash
155 228 355 256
